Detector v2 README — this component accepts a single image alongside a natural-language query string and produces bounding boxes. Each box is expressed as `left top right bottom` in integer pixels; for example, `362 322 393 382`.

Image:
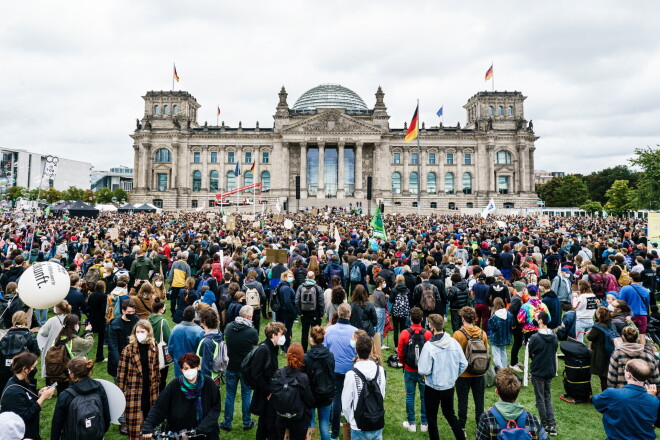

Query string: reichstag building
129 84 538 211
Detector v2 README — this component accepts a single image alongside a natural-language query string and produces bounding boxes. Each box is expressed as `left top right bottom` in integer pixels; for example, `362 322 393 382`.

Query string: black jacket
51 377 111 440
107 314 139 377
249 339 279 416
413 281 442 314
528 330 558 379
225 320 259 372
303 345 336 407
0 376 42 439
349 302 377 337
273 366 315 420
295 281 324 319
142 375 221 440
86 291 108 332
65 288 87 318
447 280 470 309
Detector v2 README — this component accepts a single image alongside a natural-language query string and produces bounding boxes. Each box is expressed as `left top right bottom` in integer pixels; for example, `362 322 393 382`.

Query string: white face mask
277 335 286 346
74 325 80 333
350 339 356 349
136 332 147 343
155 281 163 287
183 368 198 381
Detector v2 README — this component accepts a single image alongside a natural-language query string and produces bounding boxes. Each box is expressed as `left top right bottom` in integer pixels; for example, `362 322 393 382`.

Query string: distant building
0 148 92 191
91 165 134 191
534 170 565 185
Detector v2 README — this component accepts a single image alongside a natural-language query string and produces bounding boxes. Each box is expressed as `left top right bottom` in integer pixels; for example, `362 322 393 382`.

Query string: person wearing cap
551 267 573 307
508 281 526 372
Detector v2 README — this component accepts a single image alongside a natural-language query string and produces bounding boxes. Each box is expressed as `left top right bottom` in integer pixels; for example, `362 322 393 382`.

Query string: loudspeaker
367 176 372 200
295 176 300 200
380 203 385 213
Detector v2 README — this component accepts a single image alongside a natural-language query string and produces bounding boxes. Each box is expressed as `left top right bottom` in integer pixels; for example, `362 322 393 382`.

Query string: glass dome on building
292 84 368 111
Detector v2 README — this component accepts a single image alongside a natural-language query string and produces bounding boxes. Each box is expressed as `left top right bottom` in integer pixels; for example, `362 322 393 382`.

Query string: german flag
404 105 419 143
485 64 493 81
217 106 221 116
249 161 255 173
173 64 180 82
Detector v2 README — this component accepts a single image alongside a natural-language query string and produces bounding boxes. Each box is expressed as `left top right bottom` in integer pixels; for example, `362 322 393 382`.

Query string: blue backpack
490 407 532 440
591 323 619 357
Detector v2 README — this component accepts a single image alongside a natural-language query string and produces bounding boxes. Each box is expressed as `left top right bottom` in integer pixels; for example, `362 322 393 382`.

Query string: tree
535 174 589 207
82 189 96 203
111 188 129 204
41 187 62 204
629 145 660 210
4 186 25 201
61 186 84 201
583 165 639 204
604 180 634 217
579 200 604 215
95 187 113 203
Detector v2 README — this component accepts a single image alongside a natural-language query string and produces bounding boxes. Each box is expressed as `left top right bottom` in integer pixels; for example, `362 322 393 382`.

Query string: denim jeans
531 376 555 429
375 307 386 341
223 370 253 428
575 318 593 343
404 370 427 425
330 373 345 438
34 309 48 326
350 429 383 440
309 404 332 440
491 345 508 370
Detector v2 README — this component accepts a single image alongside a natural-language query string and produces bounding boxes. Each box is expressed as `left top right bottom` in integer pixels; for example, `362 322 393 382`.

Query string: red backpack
211 262 223 282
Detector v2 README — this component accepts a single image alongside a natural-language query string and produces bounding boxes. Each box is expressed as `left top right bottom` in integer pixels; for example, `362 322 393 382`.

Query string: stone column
143 144 152 190
516 144 524 193
529 145 536 192
456 150 463 197
317 142 325 199
337 142 345 198
201 145 209 191
420 148 427 196
219 146 226 191
486 142 495 195
403 149 409 194
282 142 290 197
236 145 243 187
300 142 307 198
255 147 261 192
171 143 179 189
438 148 445 195
132 144 140 189
355 142 363 197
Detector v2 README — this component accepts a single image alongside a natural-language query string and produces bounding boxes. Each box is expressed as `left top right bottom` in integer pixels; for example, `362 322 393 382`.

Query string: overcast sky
1 0 659 174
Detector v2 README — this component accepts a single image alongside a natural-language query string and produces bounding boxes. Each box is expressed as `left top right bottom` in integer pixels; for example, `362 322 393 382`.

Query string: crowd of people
0 209 657 440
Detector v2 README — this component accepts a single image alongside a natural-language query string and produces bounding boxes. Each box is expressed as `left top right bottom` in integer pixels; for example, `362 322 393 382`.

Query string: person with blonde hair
37 300 71 379
48 314 94 393
50 357 111 439
0 311 40 392
116 319 160 440
132 281 155 319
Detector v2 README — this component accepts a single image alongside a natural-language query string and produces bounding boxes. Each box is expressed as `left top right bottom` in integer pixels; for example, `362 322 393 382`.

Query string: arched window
172 105 179 115
154 148 171 163
261 171 271 191
410 172 419 195
209 171 219 192
497 106 503 116
444 172 455 194
487 106 493 116
495 150 512 164
163 105 169 115
153 105 160 115
227 171 236 191
427 173 436 194
192 170 202 192
391 172 401 194
244 171 253 188
507 106 513 116
462 172 473 194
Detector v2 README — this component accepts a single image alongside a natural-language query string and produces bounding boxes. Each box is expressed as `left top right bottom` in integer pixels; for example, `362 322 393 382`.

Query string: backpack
270 285 283 313
196 338 228 381
199 275 212 291
0 296 23 330
404 328 426 368
352 366 385 431
410 258 421 275
392 289 410 318
459 328 490 375
211 262 223 282
310 358 335 403
489 407 532 440
300 285 317 312
64 387 106 440
350 263 362 282
0 330 28 372
245 287 261 310
45 341 73 382
270 369 305 420
218 288 233 312
329 265 343 280
85 266 101 290
241 343 269 390
420 284 436 312
591 323 619 357
28 248 39 264
618 270 631 287
589 273 607 297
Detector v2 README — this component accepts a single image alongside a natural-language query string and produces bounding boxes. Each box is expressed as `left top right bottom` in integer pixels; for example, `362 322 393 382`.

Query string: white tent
95 204 118 212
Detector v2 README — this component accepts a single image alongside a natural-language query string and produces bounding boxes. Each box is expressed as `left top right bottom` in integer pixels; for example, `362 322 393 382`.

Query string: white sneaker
397 362 404 368
381 345 389 350
511 364 523 373
420 425 428 432
402 422 416 432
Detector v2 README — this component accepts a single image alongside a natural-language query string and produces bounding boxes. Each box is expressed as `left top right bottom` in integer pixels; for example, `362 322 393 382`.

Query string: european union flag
436 106 443 117
234 161 241 177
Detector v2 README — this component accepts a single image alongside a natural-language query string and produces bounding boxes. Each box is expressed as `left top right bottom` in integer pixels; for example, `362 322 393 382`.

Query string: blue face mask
287 277 294 283
350 339 356 349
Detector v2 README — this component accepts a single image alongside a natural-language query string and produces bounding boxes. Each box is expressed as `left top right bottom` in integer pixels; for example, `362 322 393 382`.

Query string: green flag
370 206 386 240
44 206 51 217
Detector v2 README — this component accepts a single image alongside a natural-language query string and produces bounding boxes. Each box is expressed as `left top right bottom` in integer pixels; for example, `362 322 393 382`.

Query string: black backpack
270 368 305 420
271 285 283 313
0 330 28 373
352 366 385 431
404 328 426 369
310 357 335 403
65 388 106 440
241 343 269 390
0 296 23 330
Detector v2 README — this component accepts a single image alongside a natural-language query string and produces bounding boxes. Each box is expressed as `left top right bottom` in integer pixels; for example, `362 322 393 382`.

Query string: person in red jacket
397 307 433 432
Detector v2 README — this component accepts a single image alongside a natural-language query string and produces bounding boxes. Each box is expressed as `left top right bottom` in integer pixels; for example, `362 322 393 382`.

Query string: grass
37 315 609 440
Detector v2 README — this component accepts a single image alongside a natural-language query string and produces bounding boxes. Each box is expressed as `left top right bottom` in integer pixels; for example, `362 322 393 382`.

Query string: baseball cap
561 267 571 273
513 281 526 292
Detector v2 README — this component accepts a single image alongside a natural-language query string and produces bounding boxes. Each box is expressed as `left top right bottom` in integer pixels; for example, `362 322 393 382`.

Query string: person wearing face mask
47 314 94 393
249 321 286 440
148 299 172 391
116 319 161 440
151 274 167 300
50 357 111 440
107 299 139 380
0 352 55 440
142 353 221 440
274 271 297 351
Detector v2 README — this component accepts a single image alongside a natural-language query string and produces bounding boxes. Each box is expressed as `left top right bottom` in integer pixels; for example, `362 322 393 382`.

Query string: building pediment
282 110 383 134
153 163 171 171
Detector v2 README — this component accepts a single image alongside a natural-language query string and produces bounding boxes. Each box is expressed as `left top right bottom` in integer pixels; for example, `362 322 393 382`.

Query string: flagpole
416 98 421 216
172 63 175 91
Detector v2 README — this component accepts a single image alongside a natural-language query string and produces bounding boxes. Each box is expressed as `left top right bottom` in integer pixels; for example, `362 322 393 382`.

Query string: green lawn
37 316 609 440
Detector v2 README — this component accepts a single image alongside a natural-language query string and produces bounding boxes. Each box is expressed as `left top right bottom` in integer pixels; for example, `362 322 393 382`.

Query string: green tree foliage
61 186 85 201
579 200 604 215
535 174 589 207
41 187 62 204
583 165 639 204
604 180 634 217
111 188 128 204
95 187 113 203
629 146 660 210
4 186 25 201
82 189 96 203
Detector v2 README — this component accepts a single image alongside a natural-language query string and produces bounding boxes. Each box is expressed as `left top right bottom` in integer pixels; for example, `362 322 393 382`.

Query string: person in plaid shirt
475 368 549 440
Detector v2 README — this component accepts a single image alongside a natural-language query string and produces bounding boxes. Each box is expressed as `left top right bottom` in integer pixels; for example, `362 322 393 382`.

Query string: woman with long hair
50 314 94 392
116 320 161 440
348 285 377 337
323 275 342 310
325 285 346 323
173 277 199 324
274 343 315 440
151 274 167 300
87 280 108 363
38 300 71 381
132 281 155 320
50 358 111 439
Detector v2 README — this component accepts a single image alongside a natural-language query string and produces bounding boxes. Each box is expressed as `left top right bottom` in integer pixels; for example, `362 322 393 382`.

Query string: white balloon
95 379 126 424
18 262 69 309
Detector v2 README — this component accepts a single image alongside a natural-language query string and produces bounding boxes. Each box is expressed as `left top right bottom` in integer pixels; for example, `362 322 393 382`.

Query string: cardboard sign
253 221 260 229
318 225 329 233
311 209 318 215
226 217 236 231
242 215 256 221
109 228 119 240
273 214 284 223
539 216 550 227
266 249 288 264
207 213 216 220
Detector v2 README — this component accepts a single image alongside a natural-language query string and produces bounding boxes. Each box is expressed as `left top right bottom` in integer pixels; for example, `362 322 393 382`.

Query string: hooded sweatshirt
0 412 25 440
341 360 386 431
488 309 513 346
417 332 467 390
528 329 558 378
197 329 225 381
517 297 550 332
303 344 336 407
608 342 660 388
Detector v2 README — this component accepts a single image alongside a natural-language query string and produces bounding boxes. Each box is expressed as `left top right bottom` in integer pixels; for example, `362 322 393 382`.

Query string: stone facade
130 86 538 211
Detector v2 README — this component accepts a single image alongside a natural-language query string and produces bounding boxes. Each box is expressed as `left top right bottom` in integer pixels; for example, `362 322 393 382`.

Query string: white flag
481 198 496 219
334 225 341 249
275 199 281 213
